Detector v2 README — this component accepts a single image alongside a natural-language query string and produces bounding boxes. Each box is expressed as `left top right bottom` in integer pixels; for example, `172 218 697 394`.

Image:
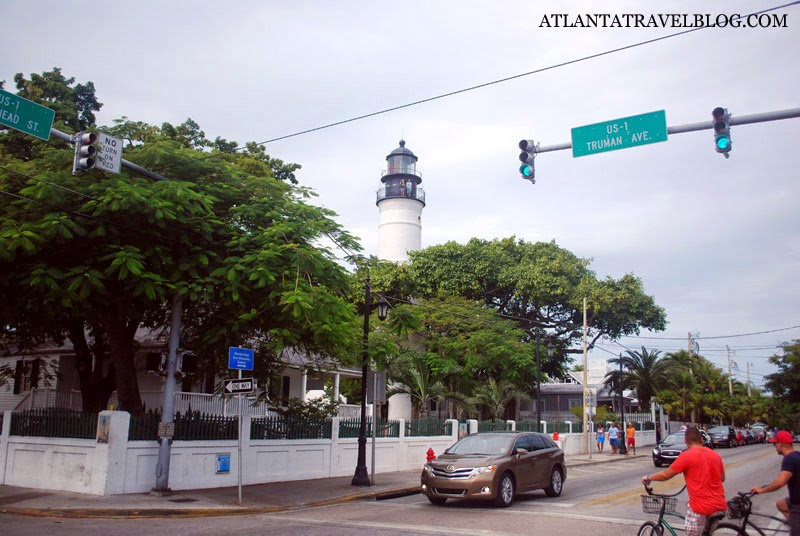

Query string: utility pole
727 345 734 396
747 362 752 398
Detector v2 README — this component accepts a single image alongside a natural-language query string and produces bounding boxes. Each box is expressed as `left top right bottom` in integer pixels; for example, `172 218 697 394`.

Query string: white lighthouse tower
376 140 426 263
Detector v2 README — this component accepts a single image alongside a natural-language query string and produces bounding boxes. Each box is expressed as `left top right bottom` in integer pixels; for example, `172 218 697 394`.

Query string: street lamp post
545 340 554 434
352 277 388 487
618 355 627 455
534 337 541 433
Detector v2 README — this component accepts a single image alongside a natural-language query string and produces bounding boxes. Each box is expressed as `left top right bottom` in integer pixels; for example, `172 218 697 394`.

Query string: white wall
0 410 458 496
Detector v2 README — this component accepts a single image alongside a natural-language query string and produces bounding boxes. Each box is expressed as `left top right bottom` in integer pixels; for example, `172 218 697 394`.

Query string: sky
1 0 798 389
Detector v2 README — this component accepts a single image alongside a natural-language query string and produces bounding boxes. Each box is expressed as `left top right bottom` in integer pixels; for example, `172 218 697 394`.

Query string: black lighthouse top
376 140 425 206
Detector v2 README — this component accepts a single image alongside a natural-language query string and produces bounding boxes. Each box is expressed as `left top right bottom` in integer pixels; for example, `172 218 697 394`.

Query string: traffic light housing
518 139 537 183
73 131 98 173
712 107 731 158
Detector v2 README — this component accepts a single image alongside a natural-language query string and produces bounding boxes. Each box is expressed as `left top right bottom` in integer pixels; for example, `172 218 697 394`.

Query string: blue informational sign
216 453 231 474
228 346 254 370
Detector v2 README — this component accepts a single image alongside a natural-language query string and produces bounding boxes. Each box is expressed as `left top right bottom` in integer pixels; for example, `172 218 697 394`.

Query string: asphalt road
1 443 787 536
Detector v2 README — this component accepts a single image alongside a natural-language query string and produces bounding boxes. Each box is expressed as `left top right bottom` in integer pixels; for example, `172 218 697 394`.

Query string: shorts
609 438 619 446
685 506 726 536
627 437 636 447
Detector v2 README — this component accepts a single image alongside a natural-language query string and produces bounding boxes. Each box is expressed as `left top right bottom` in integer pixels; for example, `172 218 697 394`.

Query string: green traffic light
716 136 730 150
519 164 533 177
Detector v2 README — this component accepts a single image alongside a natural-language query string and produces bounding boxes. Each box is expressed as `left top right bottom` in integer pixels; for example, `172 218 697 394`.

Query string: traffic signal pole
529 107 800 155
49 127 170 181
48 125 181 493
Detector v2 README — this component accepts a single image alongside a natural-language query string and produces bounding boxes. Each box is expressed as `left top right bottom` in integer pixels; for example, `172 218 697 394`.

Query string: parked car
708 425 738 448
420 431 566 507
700 429 713 448
735 428 747 446
751 426 767 444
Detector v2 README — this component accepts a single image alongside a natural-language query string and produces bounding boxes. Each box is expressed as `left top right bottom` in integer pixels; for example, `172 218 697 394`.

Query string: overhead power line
154 1 800 175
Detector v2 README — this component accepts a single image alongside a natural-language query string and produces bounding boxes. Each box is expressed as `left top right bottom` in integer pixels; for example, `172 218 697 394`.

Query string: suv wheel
494 473 515 507
544 467 563 497
729 438 736 448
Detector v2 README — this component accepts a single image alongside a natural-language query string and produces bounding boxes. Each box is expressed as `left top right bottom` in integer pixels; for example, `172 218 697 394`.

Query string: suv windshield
708 426 729 434
448 434 514 455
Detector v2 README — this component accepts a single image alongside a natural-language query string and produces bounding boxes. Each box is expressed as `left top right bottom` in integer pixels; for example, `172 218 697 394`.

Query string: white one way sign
224 378 255 394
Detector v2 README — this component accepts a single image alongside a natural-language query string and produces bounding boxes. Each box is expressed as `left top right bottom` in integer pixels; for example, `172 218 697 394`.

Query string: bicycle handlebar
641 482 687 497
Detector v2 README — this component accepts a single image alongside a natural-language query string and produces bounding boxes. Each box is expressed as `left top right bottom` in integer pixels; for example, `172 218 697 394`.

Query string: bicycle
709 490 789 536
638 483 726 536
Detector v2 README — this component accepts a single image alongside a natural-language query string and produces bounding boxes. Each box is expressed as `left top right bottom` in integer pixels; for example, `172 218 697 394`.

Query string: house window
281 376 290 405
13 359 40 394
568 398 582 409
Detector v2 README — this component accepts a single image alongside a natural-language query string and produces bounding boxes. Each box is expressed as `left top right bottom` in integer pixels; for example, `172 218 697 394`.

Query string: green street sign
0 89 56 141
571 110 668 158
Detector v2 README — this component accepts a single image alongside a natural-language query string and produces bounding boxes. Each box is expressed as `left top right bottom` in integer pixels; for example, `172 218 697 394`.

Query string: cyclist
750 430 799 536
642 426 726 536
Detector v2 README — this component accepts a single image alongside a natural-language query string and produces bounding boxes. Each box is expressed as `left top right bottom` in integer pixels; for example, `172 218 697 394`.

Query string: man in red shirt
642 426 727 536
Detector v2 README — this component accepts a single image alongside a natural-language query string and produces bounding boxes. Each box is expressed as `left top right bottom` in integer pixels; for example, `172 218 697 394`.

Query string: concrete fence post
97 410 131 495
0 410 11 484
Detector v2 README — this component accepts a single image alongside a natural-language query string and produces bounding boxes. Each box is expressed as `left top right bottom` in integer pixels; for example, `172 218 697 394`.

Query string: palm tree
605 346 672 410
386 350 469 419
469 378 520 421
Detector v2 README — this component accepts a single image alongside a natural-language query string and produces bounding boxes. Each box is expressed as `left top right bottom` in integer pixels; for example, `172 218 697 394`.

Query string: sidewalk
0 451 646 518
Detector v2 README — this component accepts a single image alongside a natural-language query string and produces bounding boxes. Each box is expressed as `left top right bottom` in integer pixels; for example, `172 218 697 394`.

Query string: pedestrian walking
608 422 620 454
596 424 606 453
626 422 637 455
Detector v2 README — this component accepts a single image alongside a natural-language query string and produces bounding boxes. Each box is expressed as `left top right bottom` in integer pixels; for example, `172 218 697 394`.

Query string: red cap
769 431 793 444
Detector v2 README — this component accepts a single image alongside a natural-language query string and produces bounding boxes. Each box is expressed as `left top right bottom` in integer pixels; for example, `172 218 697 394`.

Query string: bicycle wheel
744 520 767 536
636 521 664 536
710 521 752 535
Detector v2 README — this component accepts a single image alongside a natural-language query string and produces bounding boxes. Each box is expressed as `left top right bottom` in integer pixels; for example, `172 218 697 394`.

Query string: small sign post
228 347 254 503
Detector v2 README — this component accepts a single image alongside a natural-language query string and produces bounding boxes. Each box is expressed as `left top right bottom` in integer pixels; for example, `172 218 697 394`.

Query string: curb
0 485 422 519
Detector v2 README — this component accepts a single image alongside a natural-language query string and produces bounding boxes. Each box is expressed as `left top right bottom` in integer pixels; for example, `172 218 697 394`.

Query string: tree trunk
101 302 144 415
67 318 116 413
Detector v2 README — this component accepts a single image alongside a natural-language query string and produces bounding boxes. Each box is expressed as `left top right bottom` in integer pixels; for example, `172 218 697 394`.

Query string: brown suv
420 431 566 507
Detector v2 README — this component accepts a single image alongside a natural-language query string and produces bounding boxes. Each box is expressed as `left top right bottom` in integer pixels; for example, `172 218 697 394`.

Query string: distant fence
251 415 332 440
10 408 98 439
128 411 238 441
15 388 365 419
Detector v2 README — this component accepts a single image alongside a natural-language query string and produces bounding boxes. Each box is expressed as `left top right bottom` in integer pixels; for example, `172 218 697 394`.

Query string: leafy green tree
406 237 666 378
0 70 361 413
763 340 800 430
765 340 800 403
